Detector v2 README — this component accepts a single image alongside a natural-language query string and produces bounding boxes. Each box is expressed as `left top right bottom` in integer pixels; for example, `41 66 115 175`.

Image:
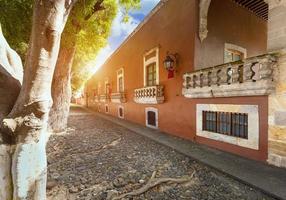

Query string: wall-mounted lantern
163 51 179 79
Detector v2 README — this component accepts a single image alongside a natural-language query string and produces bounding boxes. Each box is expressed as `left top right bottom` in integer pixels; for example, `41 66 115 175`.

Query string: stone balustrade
134 85 164 104
111 92 127 103
93 95 100 103
99 94 110 103
183 54 277 98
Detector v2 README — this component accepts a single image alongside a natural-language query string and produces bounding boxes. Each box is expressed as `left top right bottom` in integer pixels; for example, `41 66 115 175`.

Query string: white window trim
104 78 109 94
98 82 101 95
196 104 259 150
117 68 124 92
224 43 247 63
118 106 124 119
143 47 160 87
145 107 159 129
105 104 109 113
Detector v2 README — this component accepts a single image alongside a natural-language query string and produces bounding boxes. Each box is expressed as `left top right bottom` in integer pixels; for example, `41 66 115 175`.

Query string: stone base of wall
268 140 286 167
268 52 286 169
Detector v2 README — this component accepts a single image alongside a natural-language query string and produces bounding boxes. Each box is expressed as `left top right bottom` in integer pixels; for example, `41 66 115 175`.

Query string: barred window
202 111 248 139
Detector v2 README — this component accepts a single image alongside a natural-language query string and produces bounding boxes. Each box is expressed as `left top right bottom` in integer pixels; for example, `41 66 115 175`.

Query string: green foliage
0 0 140 92
0 0 33 60
70 0 140 93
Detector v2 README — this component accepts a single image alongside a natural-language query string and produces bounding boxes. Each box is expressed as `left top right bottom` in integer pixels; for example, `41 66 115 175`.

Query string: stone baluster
186 74 193 88
243 62 253 82
218 67 228 85
259 56 275 80
210 68 218 86
231 64 240 84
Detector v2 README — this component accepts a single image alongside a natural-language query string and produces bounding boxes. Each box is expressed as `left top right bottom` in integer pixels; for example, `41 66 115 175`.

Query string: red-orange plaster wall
86 0 268 161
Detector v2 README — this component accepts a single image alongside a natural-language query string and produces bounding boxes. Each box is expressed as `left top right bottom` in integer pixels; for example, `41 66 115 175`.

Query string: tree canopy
0 0 140 91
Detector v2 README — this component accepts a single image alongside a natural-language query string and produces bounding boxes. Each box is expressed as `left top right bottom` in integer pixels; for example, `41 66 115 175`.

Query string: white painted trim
105 104 109 113
98 82 101 95
118 106 124 119
104 78 109 94
145 107 159 129
224 43 247 63
196 104 259 150
143 47 160 87
117 68 124 92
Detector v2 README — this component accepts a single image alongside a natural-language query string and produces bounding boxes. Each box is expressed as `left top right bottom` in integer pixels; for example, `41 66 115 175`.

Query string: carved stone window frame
197 104 259 150
143 47 160 87
118 105 124 119
145 107 159 129
105 104 109 114
117 68 124 92
224 43 247 63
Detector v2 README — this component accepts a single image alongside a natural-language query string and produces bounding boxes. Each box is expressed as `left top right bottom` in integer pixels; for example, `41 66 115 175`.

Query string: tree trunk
49 46 76 133
0 0 75 199
0 23 23 200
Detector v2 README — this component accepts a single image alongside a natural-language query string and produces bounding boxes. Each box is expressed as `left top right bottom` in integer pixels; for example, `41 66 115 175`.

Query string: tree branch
84 0 105 21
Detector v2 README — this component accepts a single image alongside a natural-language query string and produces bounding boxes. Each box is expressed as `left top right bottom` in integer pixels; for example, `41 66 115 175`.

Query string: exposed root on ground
110 170 196 200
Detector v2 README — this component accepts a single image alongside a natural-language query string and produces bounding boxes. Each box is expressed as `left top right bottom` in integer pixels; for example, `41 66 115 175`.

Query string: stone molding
111 92 126 103
145 107 159 129
196 104 259 150
199 0 212 42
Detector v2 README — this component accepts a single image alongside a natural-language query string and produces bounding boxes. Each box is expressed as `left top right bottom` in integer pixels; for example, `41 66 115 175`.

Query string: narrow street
46 106 275 200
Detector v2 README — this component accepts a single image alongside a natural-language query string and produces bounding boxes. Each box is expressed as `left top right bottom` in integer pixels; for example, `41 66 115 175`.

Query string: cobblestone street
46 106 276 200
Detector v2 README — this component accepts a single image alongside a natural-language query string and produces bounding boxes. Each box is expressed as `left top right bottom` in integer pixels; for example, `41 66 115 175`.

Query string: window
145 107 158 129
202 111 248 139
144 47 159 87
118 106 124 119
98 83 101 95
146 63 157 86
105 79 110 95
224 43 247 63
105 105 109 113
224 49 244 62
117 68 124 92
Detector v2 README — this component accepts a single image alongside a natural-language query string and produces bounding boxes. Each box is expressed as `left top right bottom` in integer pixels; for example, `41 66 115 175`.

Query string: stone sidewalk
82 106 286 200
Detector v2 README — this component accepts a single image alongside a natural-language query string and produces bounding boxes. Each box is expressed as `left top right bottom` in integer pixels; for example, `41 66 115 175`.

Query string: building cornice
97 0 169 71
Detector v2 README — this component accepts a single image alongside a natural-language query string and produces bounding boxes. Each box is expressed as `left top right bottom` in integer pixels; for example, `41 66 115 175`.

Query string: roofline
98 0 169 69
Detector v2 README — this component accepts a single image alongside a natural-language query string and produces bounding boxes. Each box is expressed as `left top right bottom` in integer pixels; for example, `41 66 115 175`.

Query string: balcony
99 94 110 103
134 85 164 104
182 54 277 98
111 92 127 103
93 95 100 103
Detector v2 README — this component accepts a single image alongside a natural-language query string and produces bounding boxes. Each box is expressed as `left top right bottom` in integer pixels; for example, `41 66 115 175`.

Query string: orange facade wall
195 0 267 69
86 0 268 161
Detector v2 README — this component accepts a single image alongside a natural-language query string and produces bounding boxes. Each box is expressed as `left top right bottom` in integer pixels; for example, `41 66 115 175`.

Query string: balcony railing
111 92 127 103
182 54 277 98
134 85 164 104
99 94 110 103
93 95 100 103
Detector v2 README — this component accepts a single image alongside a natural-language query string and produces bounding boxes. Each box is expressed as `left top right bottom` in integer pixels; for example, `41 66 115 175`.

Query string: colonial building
84 0 286 168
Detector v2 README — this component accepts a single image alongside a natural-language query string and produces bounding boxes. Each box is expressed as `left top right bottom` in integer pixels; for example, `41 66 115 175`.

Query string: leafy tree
0 0 140 198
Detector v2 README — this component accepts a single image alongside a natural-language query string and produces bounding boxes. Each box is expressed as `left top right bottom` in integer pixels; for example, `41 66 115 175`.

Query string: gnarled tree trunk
0 0 75 199
0 23 23 200
49 45 75 133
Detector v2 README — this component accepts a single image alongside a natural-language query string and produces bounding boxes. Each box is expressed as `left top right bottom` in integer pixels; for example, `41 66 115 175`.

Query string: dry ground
46 106 275 200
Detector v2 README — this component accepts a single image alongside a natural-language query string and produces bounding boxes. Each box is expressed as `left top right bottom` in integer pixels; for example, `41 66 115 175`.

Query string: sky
88 0 160 75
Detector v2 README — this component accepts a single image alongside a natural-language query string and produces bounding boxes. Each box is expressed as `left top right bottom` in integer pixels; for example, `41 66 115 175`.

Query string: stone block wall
267 0 286 168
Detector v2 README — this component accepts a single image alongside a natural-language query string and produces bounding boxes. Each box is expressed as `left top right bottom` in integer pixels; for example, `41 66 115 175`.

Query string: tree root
110 170 196 200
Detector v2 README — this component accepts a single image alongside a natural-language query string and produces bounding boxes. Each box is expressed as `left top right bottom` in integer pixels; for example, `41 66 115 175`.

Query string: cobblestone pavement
47 106 276 200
